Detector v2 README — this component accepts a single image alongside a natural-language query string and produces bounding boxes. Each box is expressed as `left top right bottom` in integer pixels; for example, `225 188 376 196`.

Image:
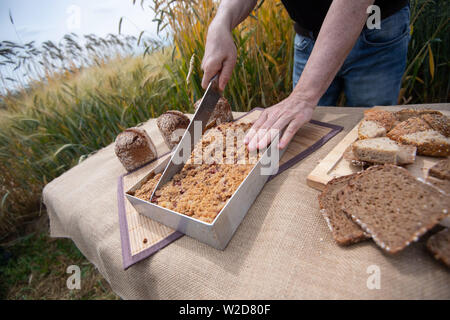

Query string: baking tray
125 138 287 250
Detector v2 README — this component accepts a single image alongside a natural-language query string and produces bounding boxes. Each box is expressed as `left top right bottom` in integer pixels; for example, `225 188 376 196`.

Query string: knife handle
209 74 221 93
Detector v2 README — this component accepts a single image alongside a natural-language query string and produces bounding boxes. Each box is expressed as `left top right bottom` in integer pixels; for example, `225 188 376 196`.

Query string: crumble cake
132 122 262 223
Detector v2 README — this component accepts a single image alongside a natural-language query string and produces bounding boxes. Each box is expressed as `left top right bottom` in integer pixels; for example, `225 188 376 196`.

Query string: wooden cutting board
307 105 450 191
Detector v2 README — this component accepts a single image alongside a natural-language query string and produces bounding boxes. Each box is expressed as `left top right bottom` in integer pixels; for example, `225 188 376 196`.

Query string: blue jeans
293 5 410 107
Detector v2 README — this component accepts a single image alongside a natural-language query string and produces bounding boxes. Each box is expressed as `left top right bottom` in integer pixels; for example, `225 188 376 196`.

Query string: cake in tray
132 122 262 223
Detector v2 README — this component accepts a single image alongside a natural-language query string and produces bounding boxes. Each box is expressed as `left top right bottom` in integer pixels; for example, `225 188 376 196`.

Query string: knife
150 74 222 200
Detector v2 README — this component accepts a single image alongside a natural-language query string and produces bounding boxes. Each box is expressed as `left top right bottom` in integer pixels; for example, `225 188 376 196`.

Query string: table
43 105 450 299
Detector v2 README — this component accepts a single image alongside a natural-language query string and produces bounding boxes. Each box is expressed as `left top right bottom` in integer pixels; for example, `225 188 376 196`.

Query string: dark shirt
281 0 409 35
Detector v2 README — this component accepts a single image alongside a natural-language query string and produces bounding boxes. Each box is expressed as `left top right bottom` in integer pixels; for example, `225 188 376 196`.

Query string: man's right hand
201 23 237 91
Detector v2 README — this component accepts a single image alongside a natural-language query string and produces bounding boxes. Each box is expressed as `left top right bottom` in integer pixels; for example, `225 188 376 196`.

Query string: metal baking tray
125 140 286 250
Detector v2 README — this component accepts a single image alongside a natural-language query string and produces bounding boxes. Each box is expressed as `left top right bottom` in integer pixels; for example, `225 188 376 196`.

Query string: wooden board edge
306 122 360 190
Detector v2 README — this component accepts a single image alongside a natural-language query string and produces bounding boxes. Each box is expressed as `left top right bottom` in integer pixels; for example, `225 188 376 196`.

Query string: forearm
292 0 375 105
210 0 258 32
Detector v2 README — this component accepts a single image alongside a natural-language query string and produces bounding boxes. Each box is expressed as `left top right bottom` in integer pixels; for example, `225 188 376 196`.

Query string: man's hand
201 23 237 91
244 97 315 151
200 0 257 91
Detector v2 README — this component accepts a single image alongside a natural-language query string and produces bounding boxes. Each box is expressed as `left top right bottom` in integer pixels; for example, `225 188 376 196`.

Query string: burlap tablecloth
43 106 450 299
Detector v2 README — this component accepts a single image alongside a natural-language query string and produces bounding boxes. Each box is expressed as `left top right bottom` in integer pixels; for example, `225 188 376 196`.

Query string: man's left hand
244 96 315 151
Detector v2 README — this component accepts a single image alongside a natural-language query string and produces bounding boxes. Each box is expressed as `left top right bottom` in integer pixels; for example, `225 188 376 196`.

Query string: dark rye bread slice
426 228 450 268
339 165 450 254
429 158 450 181
318 174 370 245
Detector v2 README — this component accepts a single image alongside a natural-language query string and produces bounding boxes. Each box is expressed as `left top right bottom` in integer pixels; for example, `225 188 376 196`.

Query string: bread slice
387 117 431 142
318 174 370 245
399 130 450 157
339 165 449 254
426 228 450 268
358 120 387 140
421 113 450 138
343 145 371 167
426 176 450 195
363 109 397 131
429 159 450 180
351 137 416 165
395 108 443 122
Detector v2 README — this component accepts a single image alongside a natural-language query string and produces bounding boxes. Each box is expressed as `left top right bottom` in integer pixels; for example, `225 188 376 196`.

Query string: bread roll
115 127 157 172
156 110 190 149
194 96 233 130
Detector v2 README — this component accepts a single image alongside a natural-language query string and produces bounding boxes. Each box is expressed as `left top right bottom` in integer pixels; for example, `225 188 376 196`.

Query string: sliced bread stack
356 108 450 158
318 174 370 245
338 165 449 254
388 111 450 157
319 165 449 256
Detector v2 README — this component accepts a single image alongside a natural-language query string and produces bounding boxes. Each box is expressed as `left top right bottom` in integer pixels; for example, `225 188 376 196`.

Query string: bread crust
194 97 233 130
394 108 443 122
363 109 397 131
157 110 190 149
426 228 450 268
318 173 370 245
115 127 157 172
429 159 450 180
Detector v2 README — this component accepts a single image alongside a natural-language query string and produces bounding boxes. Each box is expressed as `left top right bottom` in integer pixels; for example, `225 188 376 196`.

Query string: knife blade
150 74 222 200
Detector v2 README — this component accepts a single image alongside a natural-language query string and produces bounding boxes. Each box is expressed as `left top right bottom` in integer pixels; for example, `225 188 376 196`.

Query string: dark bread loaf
156 110 190 149
115 127 157 172
194 96 233 130
426 228 450 268
318 174 370 245
339 165 449 254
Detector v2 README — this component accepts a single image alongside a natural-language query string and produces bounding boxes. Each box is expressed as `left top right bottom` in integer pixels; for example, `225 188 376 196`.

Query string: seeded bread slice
363 109 398 131
343 145 371 167
387 117 431 142
429 159 450 180
421 113 450 138
358 120 387 140
351 137 416 165
426 228 450 268
399 130 450 157
395 108 443 122
318 174 370 245
339 165 450 254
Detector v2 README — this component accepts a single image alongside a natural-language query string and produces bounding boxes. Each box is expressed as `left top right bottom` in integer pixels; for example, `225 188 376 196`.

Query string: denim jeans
293 5 410 107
